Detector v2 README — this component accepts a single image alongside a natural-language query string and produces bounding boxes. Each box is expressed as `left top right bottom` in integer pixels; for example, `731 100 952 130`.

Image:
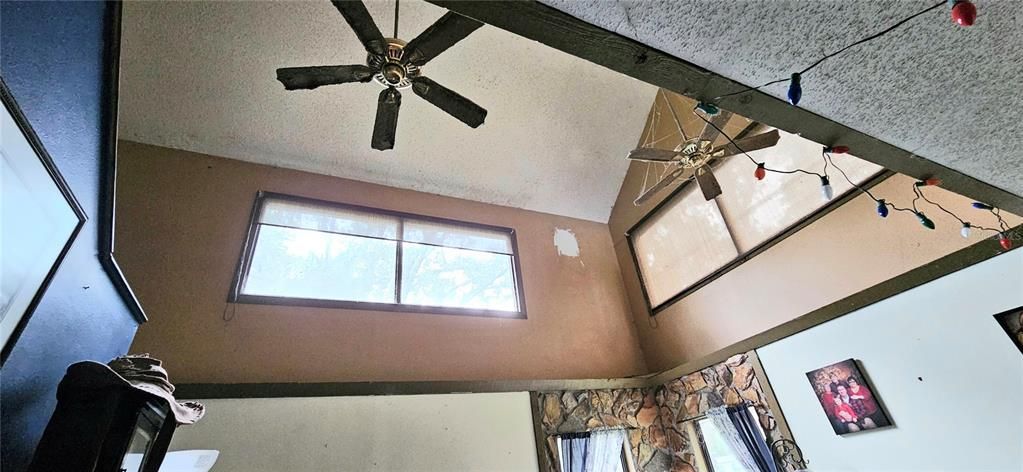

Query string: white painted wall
758 249 1023 471
168 392 539 472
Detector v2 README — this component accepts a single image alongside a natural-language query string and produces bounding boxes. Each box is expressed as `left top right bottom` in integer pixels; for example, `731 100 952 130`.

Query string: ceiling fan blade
697 110 734 145
633 167 694 206
372 87 401 150
411 76 486 128
709 129 781 158
276 65 375 90
403 12 483 66
331 0 387 56
694 166 722 200
627 147 681 162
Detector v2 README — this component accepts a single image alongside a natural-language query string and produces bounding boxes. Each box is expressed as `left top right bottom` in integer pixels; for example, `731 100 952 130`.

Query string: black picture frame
0 79 87 365
993 306 1023 355
98 1 147 323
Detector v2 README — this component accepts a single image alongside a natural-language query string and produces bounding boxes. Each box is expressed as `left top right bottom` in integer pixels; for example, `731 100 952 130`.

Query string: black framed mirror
98 1 146 323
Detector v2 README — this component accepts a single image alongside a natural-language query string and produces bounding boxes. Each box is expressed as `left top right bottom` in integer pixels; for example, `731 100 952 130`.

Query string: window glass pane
632 187 738 306
555 436 629 472
696 418 746 472
258 198 400 239
400 242 517 311
713 129 883 251
243 225 396 303
695 407 764 472
403 220 513 254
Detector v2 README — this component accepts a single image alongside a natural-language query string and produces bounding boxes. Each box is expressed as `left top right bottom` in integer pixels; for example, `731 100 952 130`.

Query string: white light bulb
820 176 833 201
960 223 971 239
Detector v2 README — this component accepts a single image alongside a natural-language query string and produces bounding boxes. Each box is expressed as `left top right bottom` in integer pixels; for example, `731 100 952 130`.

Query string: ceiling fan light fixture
368 38 418 90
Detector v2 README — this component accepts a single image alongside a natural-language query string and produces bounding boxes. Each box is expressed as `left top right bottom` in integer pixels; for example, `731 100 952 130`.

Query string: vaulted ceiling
541 0 1023 199
119 0 656 223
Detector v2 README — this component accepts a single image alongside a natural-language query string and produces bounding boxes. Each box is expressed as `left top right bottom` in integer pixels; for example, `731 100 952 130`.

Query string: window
628 128 883 312
555 433 635 472
231 192 525 317
690 406 763 472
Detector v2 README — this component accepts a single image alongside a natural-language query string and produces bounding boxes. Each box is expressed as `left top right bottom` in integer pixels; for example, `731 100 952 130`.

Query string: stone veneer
536 352 783 472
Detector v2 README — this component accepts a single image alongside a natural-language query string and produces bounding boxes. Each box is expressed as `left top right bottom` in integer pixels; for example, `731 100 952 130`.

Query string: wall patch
553 228 580 257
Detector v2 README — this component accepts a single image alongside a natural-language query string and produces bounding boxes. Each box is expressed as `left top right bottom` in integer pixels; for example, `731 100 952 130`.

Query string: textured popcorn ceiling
541 0 1023 198
119 1 656 222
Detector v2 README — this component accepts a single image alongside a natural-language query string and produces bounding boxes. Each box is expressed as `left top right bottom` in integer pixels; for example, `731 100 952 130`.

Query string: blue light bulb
971 202 993 210
877 199 889 218
788 73 802 105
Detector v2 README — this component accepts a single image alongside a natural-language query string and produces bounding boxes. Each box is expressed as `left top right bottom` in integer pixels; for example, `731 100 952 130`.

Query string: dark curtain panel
560 433 590 472
727 406 777 472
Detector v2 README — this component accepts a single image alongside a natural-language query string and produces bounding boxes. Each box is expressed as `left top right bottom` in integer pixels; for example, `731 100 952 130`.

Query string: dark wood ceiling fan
276 0 487 150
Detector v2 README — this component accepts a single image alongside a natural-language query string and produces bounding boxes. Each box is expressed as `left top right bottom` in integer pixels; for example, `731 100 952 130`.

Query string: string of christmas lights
691 108 1016 250
713 0 976 106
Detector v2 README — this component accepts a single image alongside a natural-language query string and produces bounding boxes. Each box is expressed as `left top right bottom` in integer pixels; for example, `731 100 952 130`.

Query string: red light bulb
754 163 766 181
915 178 943 187
999 233 1012 250
825 145 850 154
952 0 976 26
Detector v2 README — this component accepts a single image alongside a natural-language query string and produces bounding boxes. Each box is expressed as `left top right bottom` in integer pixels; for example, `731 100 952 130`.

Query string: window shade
632 187 738 306
713 129 882 251
402 220 513 254
258 198 400 240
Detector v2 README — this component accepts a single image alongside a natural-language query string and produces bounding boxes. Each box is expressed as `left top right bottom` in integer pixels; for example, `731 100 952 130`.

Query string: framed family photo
806 358 892 435
1 79 86 363
993 306 1023 355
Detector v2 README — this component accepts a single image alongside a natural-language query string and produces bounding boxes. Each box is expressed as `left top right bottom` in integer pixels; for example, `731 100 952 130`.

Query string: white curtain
708 407 761 472
561 430 627 472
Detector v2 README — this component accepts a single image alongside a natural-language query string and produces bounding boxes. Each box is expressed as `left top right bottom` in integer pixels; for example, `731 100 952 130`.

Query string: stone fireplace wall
535 352 783 472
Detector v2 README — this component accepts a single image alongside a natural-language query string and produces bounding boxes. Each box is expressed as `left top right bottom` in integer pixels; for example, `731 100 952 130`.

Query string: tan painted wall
610 92 1022 373
117 141 646 383
168 393 538 472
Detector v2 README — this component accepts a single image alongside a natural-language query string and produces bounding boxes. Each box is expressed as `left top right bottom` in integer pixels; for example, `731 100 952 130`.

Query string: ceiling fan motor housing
369 38 419 90
672 138 714 169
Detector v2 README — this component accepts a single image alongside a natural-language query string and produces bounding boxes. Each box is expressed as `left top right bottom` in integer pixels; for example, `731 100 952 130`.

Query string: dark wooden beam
427 0 1023 215
175 377 651 399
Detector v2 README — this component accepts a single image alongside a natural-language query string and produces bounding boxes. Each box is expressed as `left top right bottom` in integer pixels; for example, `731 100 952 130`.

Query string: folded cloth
61 354 204 425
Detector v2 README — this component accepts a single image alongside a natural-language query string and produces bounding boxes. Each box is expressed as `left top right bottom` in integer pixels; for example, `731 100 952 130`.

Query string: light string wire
691 108 1013 238
714 0 947 102
693 106 824 179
